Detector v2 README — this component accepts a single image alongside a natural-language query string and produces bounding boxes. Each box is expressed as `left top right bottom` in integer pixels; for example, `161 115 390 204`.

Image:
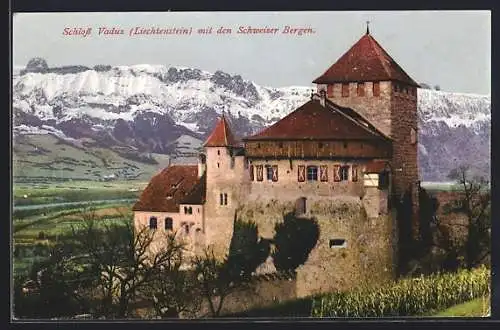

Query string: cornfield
311 266 490 317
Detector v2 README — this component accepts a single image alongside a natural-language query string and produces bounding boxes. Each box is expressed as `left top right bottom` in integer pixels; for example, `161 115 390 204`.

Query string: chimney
198 153 206 178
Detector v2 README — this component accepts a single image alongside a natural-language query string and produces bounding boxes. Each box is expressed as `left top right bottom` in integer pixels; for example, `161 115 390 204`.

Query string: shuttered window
249 165 254 181
256 165 264 181
297 165 306 182
334 165 341 182
373 82 380 97
272 165 278 182
327 84 334 97
342 83 349 97
357 82 365 96
320 165 328 182
352 165 358 182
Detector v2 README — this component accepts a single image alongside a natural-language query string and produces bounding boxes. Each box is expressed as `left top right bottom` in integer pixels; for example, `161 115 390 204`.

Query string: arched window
149 217 158 229
165 217 173 230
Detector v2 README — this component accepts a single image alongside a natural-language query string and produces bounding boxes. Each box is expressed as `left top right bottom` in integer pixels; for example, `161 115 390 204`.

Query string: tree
70 209 194 318
142 234 202 318
226 218 270 280
443 165 491 269
191 248 249 317
272 212 319 272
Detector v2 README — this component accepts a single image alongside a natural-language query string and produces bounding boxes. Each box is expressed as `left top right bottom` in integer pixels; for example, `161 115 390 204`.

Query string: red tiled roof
181 172 206 205
204 115 239 147
243 96 390 141
313 32 419 87
132 165 200 212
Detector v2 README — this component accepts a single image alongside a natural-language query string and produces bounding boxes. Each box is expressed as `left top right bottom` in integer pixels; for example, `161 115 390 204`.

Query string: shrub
311 266 490 317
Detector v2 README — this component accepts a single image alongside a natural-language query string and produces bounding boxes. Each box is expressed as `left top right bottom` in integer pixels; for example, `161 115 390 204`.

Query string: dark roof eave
243 136 391 142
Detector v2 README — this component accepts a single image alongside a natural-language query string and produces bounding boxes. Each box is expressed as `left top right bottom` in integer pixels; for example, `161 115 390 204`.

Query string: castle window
217 150 220 155
379 171 389 189
256 165 264 181
249 165 255 181
184 206 188 214
165 217 173 230
295 197 307 215
217 162 220 168
224 193 228 205
341 83 349 97
327 84 334 97
220 193 224 205
373 82 380 97
319 165 328 182
357 82 365 96
410 127 417 144
149 217 158 230
352 165 358 182
266 166 273 181
340 166 349 181
188 207 193 214
307 166 318 181
329 239 347 248
197 208 200 213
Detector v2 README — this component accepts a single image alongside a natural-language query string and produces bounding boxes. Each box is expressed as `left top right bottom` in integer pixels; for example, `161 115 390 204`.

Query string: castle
133 28 420 296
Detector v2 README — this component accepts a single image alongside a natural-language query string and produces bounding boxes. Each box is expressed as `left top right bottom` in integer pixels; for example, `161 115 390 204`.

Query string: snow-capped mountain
12 61 491 182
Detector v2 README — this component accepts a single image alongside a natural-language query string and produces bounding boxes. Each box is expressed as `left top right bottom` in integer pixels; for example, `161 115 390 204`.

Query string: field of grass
13 179 148 206
13 203 134 277
432 296 490 317
13 134 171 182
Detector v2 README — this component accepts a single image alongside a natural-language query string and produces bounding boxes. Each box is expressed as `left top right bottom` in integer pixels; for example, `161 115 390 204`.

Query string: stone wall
320 80 420 238
195 273 298 317
204 147 251 258
319 81 393 138
236 196 395 298
247 159 366 203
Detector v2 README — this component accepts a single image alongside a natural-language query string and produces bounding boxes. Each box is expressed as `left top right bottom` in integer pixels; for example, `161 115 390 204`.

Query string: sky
12 11 491 95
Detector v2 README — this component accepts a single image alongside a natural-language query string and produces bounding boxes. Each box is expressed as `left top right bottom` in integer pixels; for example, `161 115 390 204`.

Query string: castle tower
312 27 420 239
203 114 246 258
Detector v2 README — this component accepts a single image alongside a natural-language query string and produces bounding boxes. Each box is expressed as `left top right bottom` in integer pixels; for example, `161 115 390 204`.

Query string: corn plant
311 266 490 317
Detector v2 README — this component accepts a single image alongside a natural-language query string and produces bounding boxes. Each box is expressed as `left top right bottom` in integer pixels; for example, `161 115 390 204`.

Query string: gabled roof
313 32 419 87
132 165 200 212
243 95 391 142
203 115 239 147
181 172 206 205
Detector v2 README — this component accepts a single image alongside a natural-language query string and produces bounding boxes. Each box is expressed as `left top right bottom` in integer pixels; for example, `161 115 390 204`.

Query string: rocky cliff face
12 62 490 181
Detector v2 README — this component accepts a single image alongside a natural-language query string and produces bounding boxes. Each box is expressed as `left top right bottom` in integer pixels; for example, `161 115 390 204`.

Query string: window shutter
342 83 349 97
373 82 380 96
327 84 334 97
256 165 263 181
320 165 328 182
298 165 305 182
334 165 341 182
249 165 254 181
352 165 358 182
272 165 278 182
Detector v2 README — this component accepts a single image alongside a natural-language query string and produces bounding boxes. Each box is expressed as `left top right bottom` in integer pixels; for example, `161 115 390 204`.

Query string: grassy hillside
12 134 171 182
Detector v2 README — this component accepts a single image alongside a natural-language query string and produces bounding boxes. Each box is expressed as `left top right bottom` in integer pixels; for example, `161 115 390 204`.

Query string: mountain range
12 61 491 182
